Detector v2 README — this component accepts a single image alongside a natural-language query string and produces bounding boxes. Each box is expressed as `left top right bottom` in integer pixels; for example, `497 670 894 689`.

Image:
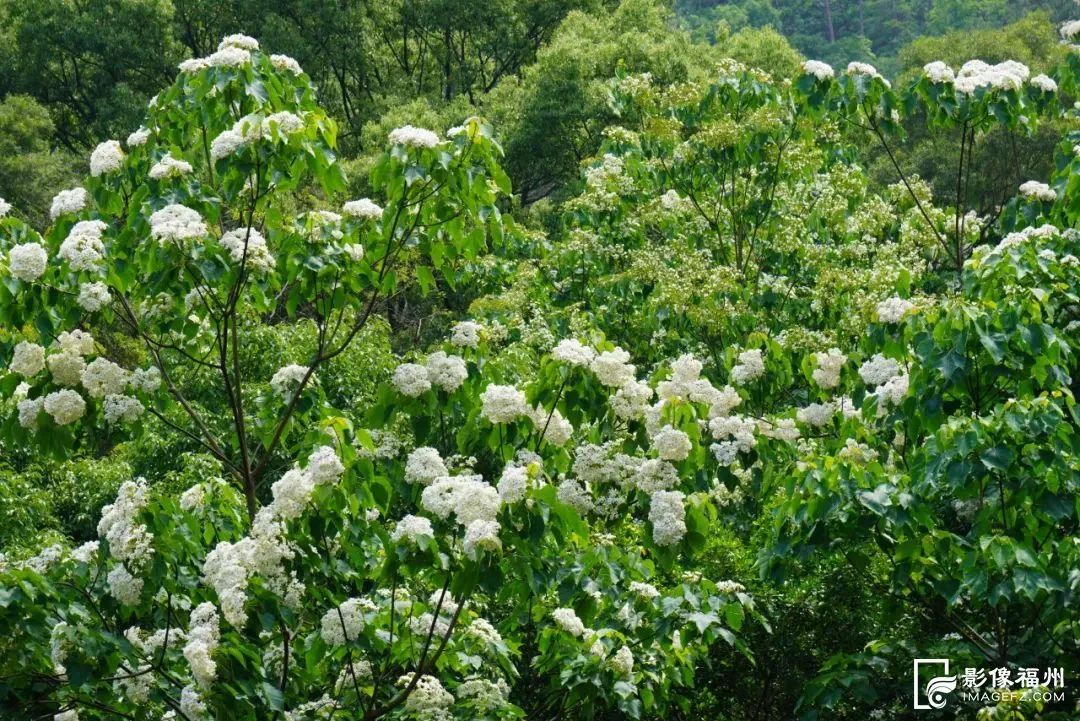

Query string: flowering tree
0 34 508 519
0 35 760 721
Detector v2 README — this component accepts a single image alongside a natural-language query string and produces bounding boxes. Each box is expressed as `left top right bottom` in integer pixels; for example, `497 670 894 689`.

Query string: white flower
178 57 211 73
496 464 528 503
652 425 691 461
103 394 144 424
0 197 9 217
48 351 86 386
150 204 207 245
796 401 836 427
50 188 88 219
57 329 96 356
342 198 383 220
590 348 636 387
552 338 595 366
610 645 634 677
399 674 454 715
268 466 311 517
393 363 431 397
1031 74 1057 92
220 228 275 272
107 564 143 605
1062 19 1080 42
451 320 482 348
180 484 206 511
875 296 914 323
344 243 365 261
479 384 528 423
54 711 79 721
17 397 43 429
391 514 434 544
127 127 150 146
77 282 111 312
59 220 107 270
858 354 901 386
611 380 654 420
812 348 846 389
845 62 887 85
266 111 304 135
219 34 259 51
629 581 660 600
923 61 955 84
320 597 374 645
81 357 130 398
405 447 448 486
552 607 586 637
210 129 245 160
10 341 45 377
730 349 765 384
649 490 686 546
8 243 47 282
90 140 124 176
184 603 220 688
180 685 206 719
388 125 440 149
1018 180 1056 202
803 60 834 80
130 367 162 393
454 482 500 527
633 458 679 493
463 519 501 557
270 364 311 399
43 390 86 425
425 351 467 392
149 154 193 180
270 54 303 74
873 372 909 412
208 46 251 68
533 406 573 446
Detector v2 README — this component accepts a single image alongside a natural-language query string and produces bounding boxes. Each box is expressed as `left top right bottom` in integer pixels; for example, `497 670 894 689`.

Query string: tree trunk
823 0 836 43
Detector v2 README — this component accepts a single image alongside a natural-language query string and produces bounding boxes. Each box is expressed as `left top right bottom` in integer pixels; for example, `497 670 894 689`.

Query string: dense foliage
1 3 1078 721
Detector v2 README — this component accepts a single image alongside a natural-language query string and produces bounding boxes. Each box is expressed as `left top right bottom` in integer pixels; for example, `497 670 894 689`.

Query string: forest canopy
0 2 1078 721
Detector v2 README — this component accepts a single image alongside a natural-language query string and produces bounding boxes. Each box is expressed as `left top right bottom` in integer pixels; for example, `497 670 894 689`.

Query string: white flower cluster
127 127 150 146
77 282 111 312
1031 74 1058 93
149 153 193 180
270 54 303 74
103 394 144 424
43 390 87 426
82 357 130 398
845 62 889 86
150 204 207 246
954 59 1029 94
398 674 454 717
875 296 914 323
50 187 88 220
59 220 107 270
730 349 765 385
0 196 9 217
220 228 276 272
651 425 692 461
812 348 846 389
90 140 124 176
9 242 48 282
388 125 440 149
184 602 220 688
479 383 529 423
1061 19 1080 42
552 607 587 637
451 320 483 348
923 61 955 84
10 341 45 377
610 645 634 677
709 415 757 465
803 60 834 80
629 581 660 600
210 129 244 159
393 352 468 397
1018 180 1056 202
342 197 383 220
796 401 836 427
872 373 910 414
552 338 596 366
391 514 434 543
98 479 153 604
590 348 636 387
405 447 449 485
610 379 654 420
648 490 686 546
858 354 901 386
270 364 312 399
320 596 375 645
